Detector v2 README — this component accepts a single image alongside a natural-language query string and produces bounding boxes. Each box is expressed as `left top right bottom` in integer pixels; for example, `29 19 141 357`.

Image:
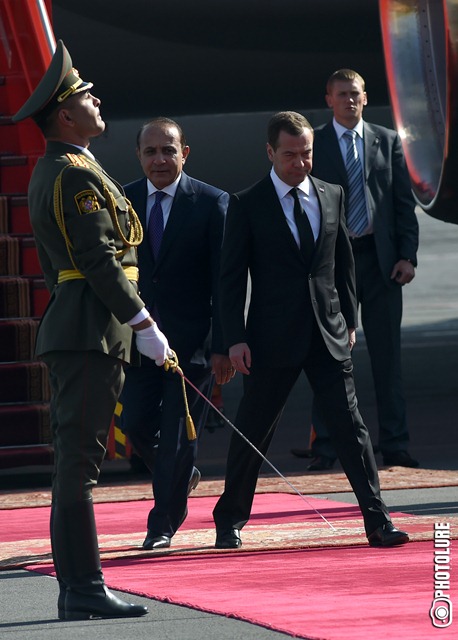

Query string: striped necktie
148 191 165 258
343 130 368 236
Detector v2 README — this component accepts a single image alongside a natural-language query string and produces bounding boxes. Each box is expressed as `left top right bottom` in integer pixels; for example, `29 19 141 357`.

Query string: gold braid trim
54 164 79 271
82 156 143 256
102 189 143 258
53 154 143 267
58 266 139 284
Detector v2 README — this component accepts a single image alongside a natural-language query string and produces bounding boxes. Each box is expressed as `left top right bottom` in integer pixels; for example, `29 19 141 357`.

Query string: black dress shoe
65 585 148 620
382 450 419 468
142 533 171 550
368 522 409 547
307 455 336 471
215 528 242 549
187 466 201 496
290 448 314 458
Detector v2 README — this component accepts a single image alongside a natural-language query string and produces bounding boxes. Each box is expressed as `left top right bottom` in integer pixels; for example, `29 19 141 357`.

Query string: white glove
135 324 171 366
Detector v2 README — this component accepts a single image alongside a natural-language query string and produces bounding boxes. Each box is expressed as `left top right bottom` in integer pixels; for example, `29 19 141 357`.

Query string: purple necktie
148 191 166 258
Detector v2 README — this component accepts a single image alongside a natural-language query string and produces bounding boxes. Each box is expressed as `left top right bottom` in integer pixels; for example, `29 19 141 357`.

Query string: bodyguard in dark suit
303 69 419 470
12 42 171 620
121 118 233 549
213 111 409 550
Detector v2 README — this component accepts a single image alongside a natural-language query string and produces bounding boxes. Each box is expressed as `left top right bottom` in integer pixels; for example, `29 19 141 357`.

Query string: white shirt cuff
127 307 150 326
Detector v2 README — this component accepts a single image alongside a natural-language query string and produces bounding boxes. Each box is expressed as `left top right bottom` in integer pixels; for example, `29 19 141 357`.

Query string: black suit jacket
124 172 229 363
220 175 357 368
312 121 419 285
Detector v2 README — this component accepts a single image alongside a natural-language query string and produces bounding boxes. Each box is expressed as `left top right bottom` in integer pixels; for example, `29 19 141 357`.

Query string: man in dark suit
121 117 233 550
296 69 419 470
213 111 409 550
12 41 172 620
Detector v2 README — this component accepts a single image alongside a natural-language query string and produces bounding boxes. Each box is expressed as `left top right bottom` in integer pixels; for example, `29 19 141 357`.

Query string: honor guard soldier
13 40 171 620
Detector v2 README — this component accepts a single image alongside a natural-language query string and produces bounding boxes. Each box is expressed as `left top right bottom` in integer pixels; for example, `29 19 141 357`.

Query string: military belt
58 266 139 284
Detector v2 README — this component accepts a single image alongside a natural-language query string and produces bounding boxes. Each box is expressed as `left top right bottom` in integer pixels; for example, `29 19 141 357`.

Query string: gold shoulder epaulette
66 153 91 169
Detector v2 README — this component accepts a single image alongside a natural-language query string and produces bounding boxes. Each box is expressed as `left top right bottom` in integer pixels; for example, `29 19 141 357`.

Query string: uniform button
152 277 159 283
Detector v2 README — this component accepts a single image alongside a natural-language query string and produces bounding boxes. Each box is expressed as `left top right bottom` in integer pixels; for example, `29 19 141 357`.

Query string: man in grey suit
213 111 409 550
294 69 419 470
121 118 233 550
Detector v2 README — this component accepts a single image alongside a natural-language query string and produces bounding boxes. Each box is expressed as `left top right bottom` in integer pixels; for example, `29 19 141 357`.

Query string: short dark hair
34 111 54 136
326 69 366 94
136 117 187 149
267 111 313 150
34 104 63 137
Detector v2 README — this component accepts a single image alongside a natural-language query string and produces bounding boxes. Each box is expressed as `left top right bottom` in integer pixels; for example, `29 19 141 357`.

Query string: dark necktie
148 191 165 258
343 130 368 236
290 187 315 262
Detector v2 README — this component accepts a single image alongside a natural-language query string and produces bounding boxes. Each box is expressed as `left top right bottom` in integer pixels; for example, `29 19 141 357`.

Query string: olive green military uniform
12 38 150 619
28 142 145 592
29 142 144 359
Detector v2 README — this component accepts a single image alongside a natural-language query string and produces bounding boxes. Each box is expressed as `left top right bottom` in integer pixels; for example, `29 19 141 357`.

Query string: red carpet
1 493 455 639
98 542 454 640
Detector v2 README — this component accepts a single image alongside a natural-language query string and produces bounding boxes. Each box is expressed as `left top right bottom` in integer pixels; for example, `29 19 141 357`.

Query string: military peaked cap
12 40 93 123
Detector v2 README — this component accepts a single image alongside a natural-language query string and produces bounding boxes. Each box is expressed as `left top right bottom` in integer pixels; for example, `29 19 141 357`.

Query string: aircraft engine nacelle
380 0 458 223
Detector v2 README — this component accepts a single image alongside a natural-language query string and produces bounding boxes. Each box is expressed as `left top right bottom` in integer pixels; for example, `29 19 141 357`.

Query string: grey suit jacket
220 175 357 368
312 121 419 285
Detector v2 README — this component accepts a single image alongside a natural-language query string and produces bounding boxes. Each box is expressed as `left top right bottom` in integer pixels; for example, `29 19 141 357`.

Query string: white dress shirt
146 174 181 228
270 168 321 245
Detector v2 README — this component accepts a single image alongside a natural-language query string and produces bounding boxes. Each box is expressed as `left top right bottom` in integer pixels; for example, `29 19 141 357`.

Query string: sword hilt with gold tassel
163 351 197 441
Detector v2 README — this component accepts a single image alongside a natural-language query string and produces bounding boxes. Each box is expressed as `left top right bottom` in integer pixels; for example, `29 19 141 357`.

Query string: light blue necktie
343 130 368 236
148 191 165 258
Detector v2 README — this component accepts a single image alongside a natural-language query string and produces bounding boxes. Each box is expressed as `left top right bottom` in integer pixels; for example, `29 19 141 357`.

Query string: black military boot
65 576 148 620
52 499 148 620
50 501 67 620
